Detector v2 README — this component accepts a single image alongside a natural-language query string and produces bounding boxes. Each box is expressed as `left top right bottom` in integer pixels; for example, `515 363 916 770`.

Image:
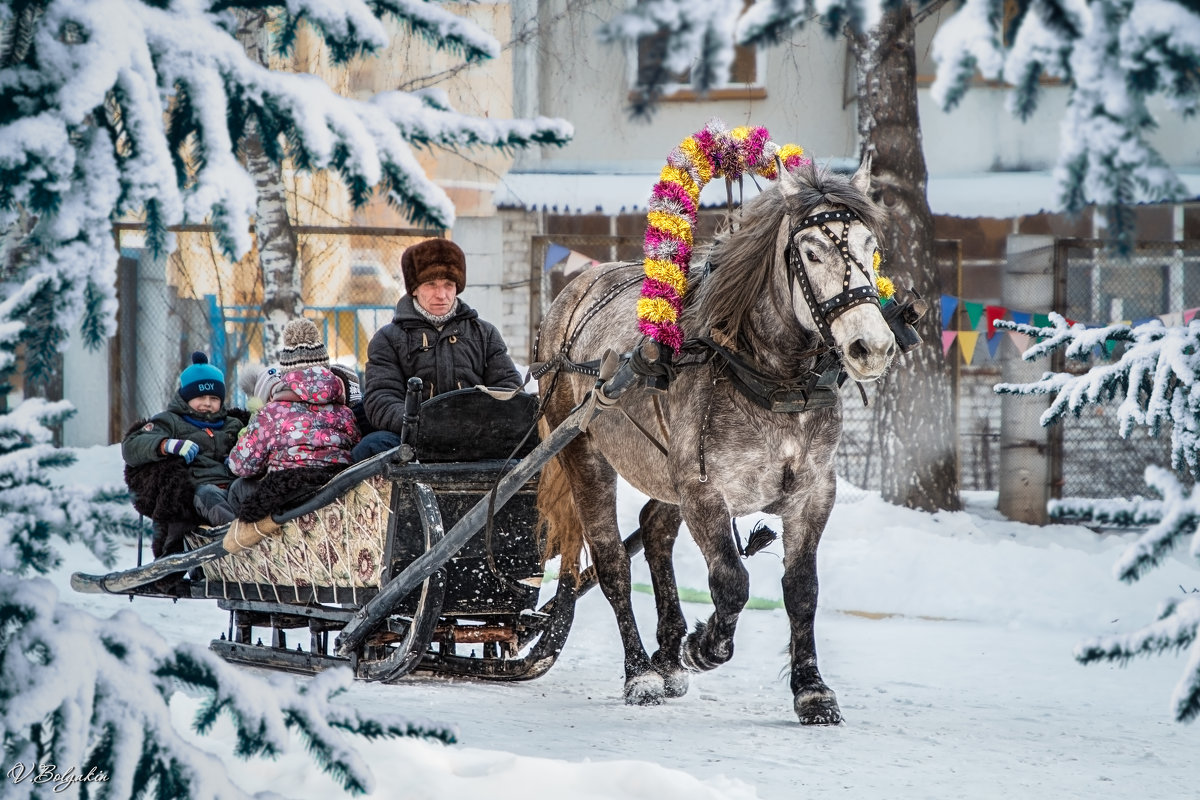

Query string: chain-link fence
112 224 427 432
1053 239 1198 498
836 241 989 492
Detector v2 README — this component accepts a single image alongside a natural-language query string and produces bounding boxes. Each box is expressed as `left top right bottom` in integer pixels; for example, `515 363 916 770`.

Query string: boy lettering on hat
354 238 522 461
122 352 246 557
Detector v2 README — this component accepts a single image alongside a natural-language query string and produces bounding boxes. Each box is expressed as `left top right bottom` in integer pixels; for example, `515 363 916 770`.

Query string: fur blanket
236 465 347 523
124 455 199 522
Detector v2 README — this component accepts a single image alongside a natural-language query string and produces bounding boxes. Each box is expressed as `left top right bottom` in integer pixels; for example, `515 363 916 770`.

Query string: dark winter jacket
122 393 245 487
228 366 359 476
363 296 521 434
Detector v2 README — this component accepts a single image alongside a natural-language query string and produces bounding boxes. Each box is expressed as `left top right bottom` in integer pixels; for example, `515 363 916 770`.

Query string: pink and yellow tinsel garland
637 120 895 351
637 120 811 351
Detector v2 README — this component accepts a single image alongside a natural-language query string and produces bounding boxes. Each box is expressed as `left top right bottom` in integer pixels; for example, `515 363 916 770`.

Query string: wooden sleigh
73 360 646 683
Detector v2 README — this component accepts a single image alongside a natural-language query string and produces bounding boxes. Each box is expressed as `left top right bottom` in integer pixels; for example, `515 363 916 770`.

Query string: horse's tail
537 416 588 585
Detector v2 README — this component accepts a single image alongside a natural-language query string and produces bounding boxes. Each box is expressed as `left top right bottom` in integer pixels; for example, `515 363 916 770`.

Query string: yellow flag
958 331 980 365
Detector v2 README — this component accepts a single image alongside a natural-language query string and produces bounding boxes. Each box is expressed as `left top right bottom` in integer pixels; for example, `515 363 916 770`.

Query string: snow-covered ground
47 445 1196 800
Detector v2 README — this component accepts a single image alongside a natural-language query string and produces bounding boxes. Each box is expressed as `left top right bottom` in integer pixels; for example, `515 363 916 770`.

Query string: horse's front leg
679 491 748 672
639 499 689 697
780 473 841 725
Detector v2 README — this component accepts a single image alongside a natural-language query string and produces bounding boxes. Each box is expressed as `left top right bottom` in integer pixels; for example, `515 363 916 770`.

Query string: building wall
499 209 540 364
517 3 1198 177
520 0 856 171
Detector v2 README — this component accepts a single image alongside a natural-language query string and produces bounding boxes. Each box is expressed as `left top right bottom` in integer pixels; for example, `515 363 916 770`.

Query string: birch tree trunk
850 5 961 511
235 10 302 357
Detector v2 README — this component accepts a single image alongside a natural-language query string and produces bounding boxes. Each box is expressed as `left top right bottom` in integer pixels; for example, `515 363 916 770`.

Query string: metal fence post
998 235 1055 524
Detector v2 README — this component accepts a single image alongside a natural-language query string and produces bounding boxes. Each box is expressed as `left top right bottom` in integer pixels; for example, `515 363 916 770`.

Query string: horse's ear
779 167 800 198
851 154 873 194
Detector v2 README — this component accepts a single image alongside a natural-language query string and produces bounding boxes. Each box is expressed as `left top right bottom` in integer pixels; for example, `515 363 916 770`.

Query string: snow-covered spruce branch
1107 466 1200 584
1075 593 1200 723
598 0 741 100
367 0 499 63
0 397 139 576
928 0 1004 113
237 0 499 64
994 314 1200 476
0 577 455 799
1048 495 1165 527
933 0 1195 245
0 0 571 370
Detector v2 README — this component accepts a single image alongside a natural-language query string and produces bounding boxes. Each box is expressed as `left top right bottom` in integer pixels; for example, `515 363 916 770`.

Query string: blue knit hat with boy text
179 352 226 402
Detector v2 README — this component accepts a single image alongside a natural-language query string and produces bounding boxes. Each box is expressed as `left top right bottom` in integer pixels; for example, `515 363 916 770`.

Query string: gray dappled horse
535 160 897 724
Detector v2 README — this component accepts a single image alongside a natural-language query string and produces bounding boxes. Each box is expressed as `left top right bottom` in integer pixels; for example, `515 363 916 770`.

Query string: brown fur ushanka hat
400 238 466 295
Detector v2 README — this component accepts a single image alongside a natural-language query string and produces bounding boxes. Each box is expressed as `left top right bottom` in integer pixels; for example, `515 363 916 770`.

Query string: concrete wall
61 322 111 448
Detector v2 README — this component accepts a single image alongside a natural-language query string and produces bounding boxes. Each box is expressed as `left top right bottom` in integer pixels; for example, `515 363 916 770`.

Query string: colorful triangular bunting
985 332 1005 359
958 331 980 365
985 305 1008 338
1008 331 1033 355
942 330 957 356
940 295 958 330
964 301 985 331
543 243 571 271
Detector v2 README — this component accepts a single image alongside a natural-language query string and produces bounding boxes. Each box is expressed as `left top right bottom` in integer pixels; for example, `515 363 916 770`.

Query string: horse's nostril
848 339 869 361
886 340 896 358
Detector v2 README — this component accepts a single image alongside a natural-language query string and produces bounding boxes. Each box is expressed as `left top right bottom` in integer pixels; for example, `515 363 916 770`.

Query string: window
629 2 765 101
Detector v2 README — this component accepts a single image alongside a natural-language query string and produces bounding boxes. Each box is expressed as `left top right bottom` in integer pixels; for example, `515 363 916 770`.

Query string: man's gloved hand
163 438 200 463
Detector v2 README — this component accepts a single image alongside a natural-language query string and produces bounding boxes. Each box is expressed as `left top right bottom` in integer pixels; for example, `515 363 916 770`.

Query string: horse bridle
786 209 880 350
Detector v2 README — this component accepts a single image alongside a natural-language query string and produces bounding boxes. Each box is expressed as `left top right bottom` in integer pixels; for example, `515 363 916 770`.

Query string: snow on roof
492 170 1200 219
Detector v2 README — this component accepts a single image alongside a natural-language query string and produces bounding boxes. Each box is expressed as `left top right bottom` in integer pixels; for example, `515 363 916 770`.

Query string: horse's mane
683 162 884 346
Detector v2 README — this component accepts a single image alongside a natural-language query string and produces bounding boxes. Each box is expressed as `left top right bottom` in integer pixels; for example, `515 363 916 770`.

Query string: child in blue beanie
122 352 247 557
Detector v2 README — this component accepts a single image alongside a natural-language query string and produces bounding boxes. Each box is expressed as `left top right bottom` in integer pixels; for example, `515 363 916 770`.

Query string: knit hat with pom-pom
278 318 328 370
179 352 226 402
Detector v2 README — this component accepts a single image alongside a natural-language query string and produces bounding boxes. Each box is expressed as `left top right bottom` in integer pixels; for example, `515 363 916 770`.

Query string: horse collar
694 334 842 413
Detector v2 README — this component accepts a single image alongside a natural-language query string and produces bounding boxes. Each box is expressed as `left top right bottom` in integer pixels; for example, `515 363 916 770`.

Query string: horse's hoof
795 689 842 725
680 631 733 672
624 672 665 706
661 670 689 698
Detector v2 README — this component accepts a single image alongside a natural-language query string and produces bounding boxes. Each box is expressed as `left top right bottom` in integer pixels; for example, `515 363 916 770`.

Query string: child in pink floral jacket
226 319 360 521
228 365 358 476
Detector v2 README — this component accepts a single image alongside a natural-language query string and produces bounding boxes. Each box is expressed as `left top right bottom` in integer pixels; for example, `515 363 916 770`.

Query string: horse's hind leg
639 499 688 698
561 443 665 705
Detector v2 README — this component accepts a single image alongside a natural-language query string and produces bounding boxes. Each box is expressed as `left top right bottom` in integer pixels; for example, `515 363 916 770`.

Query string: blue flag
543 243 571 271
940 295 958 329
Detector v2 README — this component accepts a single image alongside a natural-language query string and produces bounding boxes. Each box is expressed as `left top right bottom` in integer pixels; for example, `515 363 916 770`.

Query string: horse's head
779 159 896 383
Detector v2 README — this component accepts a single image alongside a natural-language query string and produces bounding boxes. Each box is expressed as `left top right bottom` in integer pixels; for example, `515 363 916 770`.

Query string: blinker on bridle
785 208 880 350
